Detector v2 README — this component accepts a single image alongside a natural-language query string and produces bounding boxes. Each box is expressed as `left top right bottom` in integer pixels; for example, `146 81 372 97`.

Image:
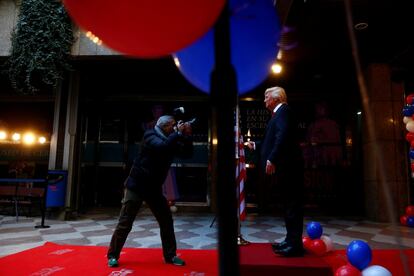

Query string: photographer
107 115 193 267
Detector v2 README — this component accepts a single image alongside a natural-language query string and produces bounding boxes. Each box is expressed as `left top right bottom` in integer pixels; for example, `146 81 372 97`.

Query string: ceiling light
271 63 282 74
354 22 368 30
173 57 180 67
277 51 282 60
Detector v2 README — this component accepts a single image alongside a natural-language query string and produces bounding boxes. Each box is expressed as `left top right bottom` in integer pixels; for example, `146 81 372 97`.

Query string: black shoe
275 246 305 257
271 241 288 252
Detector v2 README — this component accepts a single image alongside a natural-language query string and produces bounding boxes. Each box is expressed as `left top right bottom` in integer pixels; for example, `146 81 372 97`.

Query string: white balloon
170 205 178 213
407 121 414 133
320 235 334 252
404 116 413 124
362 265 392 276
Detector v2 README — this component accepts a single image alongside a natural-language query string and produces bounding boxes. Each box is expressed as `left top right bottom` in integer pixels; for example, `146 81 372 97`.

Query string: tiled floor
1 207 414 258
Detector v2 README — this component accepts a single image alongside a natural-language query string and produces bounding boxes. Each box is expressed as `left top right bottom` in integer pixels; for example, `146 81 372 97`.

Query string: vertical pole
35 179 50 228
211 2 240 275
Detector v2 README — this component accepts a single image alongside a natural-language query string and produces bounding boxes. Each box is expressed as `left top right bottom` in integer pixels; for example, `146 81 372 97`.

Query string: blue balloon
409 150 414 160
403 105 414 117
346 240 372 270
306 221 323 239
174 0 281 94
407 216 414 227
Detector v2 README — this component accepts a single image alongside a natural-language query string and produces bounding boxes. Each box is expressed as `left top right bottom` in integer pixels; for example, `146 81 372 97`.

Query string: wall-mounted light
0 127 49 145
0 130 6 140
85 31 103 45
23 132 36 145
38 136 47 144
12 133 21 141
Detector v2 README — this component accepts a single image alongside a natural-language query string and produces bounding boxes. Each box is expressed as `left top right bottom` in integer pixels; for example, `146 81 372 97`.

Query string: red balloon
308 239 327 256
406 132 414 142
406 205 414 216
302 236 312 251
407 94 414 105
411 140 414 149
63 0 225 58
400 215 408 226
335 264 362 276
411 163 414 172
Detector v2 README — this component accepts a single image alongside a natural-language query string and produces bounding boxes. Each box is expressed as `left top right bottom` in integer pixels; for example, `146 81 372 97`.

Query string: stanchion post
35 178 50 229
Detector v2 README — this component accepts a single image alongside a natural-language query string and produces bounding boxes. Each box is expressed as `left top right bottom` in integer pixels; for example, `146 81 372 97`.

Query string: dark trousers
107 192 177 261
268 163 304 248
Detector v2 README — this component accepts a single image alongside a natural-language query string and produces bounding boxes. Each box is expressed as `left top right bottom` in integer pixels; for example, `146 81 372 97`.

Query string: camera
182 118 196 125
173 107 197 126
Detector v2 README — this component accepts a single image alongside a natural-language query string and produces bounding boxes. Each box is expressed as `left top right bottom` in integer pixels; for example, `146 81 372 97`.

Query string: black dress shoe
275 246 305 257
271 241 288 252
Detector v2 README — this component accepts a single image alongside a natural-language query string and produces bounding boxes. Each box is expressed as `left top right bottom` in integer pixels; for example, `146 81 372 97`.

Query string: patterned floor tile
1 208 413 259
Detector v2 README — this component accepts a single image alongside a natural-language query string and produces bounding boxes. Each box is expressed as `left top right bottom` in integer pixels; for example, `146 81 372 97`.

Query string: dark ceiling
274 0 414 89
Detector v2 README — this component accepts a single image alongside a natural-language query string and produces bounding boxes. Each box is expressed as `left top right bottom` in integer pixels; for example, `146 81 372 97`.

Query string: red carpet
1 242 413 275
0 242 218 275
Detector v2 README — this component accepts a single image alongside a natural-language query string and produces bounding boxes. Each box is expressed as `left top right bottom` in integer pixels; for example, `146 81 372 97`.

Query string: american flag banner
236 130 247 221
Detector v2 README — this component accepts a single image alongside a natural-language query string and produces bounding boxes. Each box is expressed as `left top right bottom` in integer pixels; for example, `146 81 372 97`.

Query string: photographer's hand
182 122 192 136
176 121 185 134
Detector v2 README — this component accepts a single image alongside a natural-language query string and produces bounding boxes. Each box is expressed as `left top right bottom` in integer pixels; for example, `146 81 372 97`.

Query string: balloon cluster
63 0 282 95
62 0 225 58
400 205 414 227
403 94 414 168
335 240 391 276
174 0 281 95
302 222 334 256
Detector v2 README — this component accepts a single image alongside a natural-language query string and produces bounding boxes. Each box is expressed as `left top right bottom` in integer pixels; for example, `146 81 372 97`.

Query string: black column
210 2 240 275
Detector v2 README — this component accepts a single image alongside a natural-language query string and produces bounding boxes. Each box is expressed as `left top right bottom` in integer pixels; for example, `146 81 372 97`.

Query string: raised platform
239 243 414 276
239 243 333 276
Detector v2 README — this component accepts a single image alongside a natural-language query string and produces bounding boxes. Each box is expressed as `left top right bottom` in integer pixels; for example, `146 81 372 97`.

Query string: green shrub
4 0 73 94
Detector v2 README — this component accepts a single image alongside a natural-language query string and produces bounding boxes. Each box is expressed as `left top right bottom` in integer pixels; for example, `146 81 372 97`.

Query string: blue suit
260 104 304 247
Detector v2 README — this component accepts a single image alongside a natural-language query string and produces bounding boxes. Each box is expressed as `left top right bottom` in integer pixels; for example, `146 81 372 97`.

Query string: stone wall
0 0 17 56
0 0 119 57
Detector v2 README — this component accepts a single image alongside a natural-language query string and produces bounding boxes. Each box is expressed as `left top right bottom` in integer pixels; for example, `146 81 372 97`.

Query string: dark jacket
260 104 303 169
125 128 193 194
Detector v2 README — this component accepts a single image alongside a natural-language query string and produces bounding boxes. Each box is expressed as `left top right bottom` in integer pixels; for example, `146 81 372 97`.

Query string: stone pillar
363 63 410 221
48 72 80 219
62 72 80 211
